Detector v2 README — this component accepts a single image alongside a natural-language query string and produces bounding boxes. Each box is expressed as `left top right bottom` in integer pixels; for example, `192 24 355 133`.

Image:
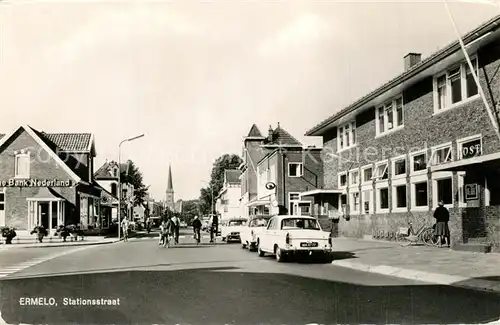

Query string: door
262 217 277 251
0 189 5 226
39 202 49 229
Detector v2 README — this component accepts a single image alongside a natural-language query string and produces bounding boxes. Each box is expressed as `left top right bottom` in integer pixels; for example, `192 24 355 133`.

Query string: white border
410 149 428 176
391 154 407 180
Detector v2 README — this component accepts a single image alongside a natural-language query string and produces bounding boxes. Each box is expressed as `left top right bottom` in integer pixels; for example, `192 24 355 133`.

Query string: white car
240 216 271 251
256 215 333 263
220 218 247 242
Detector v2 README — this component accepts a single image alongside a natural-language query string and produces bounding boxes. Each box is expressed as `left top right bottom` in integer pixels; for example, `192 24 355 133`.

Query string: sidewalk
331 237 500 294
0 236 123 250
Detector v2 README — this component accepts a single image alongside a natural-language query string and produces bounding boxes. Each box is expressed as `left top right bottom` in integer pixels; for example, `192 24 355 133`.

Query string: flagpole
444 0 500 142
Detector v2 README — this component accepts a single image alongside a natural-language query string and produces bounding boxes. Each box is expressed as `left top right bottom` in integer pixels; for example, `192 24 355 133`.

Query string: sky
0 0 498 201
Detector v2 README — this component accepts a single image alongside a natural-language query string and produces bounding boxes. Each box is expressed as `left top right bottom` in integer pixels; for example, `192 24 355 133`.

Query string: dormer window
14 150 30 179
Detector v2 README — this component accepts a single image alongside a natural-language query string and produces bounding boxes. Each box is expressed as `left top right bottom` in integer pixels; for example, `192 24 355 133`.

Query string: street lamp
118 134 145 240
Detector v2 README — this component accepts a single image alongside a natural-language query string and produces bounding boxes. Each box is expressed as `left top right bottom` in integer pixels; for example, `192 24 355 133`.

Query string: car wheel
324 252 334 263
257 241 265 257
275 245 285 263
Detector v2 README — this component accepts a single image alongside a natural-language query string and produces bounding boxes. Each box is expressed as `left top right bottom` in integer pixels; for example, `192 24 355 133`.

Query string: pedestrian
121 218 130 242
165 217 176 247
434 200 450 248
210 213 219 243
170 215 180 244
192 216 202 245
159 220 168 246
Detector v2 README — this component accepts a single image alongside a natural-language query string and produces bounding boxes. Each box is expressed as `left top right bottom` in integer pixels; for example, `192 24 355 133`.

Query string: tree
181 199 200 223
199 154 243 216
122 160 148 207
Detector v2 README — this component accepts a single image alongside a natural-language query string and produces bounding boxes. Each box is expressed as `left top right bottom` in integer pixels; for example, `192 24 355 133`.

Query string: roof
94 160 131 179
247 124 263 137
305 14 500 136
225 169 241 183
41 132 92 152
265 123 302 146
0 134 4 140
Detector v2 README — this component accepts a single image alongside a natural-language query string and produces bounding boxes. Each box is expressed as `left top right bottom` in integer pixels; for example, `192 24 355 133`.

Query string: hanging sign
465 184 478 200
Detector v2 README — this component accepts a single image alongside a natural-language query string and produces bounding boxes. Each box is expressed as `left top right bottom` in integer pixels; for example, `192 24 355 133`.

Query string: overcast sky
0 1 497 201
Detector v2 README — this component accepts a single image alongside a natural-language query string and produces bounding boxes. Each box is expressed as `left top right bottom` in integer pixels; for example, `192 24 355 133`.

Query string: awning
246 199 270 207
300 189 343 197
431 152 500 172
27 187 66 201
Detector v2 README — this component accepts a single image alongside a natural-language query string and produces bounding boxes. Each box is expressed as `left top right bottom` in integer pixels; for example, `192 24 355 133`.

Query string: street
0 230 499 325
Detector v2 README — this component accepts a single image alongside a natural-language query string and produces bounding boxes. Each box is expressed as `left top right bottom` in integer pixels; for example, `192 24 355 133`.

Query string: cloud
257 12 335 57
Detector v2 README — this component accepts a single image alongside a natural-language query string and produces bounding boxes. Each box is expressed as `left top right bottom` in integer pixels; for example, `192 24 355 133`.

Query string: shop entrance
39 202 50 229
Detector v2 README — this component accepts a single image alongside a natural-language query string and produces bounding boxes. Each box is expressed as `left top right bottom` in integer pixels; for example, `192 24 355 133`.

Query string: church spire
167 164 173 191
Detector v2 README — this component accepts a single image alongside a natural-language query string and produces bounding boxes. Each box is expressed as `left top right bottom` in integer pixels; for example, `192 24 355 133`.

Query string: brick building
304 15 500 251
0 125 102 234
239 123 323 218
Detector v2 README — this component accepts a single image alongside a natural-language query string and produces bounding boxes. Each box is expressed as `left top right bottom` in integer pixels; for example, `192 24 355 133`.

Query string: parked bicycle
396 219 438 247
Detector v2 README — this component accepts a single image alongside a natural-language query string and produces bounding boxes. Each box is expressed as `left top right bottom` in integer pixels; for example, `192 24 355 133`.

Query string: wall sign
465 184 478 200
0 179 73 187
461 139 482 159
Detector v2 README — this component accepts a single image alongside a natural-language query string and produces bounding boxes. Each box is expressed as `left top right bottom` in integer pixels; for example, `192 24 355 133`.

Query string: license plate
300 242 318 247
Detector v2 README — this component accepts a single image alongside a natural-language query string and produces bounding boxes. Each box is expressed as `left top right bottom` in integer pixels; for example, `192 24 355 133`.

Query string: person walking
171 215 181 244
434 200 450 248
121 218 130 242
209 213 219 243
159 220 168 246
192 216 202 245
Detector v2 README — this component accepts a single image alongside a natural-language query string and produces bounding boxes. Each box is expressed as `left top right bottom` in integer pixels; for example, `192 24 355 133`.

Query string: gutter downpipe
444 0 500 143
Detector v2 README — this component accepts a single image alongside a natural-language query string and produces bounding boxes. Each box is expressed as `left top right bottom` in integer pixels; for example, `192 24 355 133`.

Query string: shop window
14 151 30 179
413 181 428 208
288 163 303 177
377 187 389 212
395 185 407 208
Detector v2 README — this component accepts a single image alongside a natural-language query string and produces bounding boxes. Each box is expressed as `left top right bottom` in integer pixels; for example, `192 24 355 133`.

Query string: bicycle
395 220 438 247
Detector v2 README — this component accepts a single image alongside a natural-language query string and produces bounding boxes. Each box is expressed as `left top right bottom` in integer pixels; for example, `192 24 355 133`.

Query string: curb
0 239 120 250
331 260 500 294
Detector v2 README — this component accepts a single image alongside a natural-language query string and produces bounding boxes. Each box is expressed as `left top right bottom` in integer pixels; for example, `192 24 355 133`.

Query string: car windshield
281 218 321 230
228 220 246 226
250 218 269 227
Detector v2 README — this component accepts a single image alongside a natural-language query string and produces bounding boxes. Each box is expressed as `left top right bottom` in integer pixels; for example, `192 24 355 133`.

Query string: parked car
220 218 247 242
255 215 333 263
240 215 271 251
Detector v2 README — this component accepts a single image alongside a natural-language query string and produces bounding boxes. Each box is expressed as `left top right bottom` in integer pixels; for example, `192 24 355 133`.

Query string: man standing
210 213 219 243
171 215 181 244
121 218 130 242
433 200 450 248
192 216 202 245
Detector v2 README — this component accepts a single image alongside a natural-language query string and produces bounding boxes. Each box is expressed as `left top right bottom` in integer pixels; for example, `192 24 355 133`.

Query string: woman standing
434 200 450 248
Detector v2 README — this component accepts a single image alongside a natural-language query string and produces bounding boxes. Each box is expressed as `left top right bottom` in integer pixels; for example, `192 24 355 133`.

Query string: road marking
0 245 94 279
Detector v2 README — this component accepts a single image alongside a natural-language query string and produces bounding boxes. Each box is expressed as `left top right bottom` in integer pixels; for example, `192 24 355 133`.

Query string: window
392 156 406 178
288 163 303 177
350 169 359 186
411 178 428 210
362 188 373 214
111 183 117 197
374 161 388 180
337 121 356 151
338 172 347 188
289 193 300 201
457 135 482 160
14 150 30 178
433 56 479 113
350 191 360 214
298 202 311 215
289 192 300 215
376 96 404 136
392 178 407 212
281 218 320 230
410 151 427 174
433 173 453 208
377 188 389 211
362 165 373 183
431 144 452 165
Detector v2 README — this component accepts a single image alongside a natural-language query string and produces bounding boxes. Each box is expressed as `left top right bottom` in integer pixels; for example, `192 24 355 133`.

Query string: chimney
268 125 273 142
404 53 421 71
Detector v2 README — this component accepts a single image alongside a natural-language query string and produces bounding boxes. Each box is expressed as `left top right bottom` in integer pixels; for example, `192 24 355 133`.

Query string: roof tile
41 133 92 151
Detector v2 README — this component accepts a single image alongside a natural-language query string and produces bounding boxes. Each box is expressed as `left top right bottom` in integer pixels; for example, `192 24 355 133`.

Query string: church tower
166 164 175 212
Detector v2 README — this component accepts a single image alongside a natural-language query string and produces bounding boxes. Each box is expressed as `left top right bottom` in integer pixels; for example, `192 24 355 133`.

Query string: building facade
0 125 102 234
216 169 242 222
305 15 500 251
239 123 323 218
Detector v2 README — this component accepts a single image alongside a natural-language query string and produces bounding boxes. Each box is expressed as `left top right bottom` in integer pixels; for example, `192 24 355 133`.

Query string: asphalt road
1 230 500 325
